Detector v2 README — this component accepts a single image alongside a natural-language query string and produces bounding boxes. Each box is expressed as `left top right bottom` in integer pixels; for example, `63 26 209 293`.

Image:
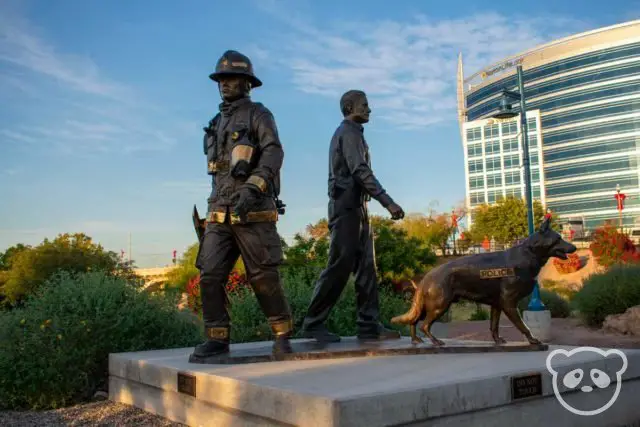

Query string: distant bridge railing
134 266 177 292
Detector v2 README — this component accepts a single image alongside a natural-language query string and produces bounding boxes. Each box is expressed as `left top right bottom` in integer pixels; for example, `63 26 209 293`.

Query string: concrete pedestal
524 310 552 341
109 337 640 427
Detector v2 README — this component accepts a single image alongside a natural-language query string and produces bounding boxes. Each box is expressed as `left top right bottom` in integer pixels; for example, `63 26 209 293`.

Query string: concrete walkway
442 318 640 349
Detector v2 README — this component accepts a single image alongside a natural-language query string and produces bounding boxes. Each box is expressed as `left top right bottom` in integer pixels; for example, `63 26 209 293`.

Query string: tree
284 218 330 268
398 212 455 255
0 233 136 308
305 218 329 240
370 215 437 286
0 243 31 271
468 196 555 245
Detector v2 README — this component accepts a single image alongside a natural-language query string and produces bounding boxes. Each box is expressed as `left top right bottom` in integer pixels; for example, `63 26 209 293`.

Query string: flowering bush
553 252 582 274
185 270 250 314
589 224 640 268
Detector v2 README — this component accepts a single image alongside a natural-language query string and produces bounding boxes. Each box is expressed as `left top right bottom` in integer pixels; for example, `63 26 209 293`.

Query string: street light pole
492 65 545 311
516 66 544 311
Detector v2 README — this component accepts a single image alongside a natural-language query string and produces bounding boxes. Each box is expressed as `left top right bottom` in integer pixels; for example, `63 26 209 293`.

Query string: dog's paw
411 337 424 345
430 338 445 347
527 336 543 345
493 337 507 345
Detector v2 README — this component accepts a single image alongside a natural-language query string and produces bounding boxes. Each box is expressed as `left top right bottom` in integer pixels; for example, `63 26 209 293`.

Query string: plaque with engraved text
177 372 196 397
511 373 542 400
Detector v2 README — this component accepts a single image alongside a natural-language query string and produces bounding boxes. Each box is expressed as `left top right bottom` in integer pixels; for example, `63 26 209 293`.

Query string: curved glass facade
458 21 640 231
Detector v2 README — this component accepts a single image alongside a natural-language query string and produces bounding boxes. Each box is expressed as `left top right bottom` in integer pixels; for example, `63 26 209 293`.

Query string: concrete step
109 337 640 427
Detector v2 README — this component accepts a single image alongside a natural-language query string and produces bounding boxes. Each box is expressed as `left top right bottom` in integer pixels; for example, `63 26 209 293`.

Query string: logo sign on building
481 57 525 80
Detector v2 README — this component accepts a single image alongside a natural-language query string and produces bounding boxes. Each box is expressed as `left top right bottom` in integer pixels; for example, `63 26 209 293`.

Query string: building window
469 176 484 189
501 122 517 136
466 127 482 142
531 186 541 200
503 154 520 169
485 140 500 155
505 187 521 198
486 157 501 172
505 170 521 186
503 138 519 153
468 159 483 174
486 173 502 188
484 124 499 139
487 190 504 203
530 168 540 183
470 192 485 205
467 143 482 157
527 134 538 149
527 117 537 132
530 152 539 166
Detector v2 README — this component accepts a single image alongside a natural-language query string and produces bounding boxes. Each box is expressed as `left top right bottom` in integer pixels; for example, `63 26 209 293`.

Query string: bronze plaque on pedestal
177 372 196 397
511 372 542 400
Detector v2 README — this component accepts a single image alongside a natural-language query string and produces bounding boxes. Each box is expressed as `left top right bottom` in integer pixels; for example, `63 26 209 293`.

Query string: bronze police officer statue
191 50 293 359
301 89 406 343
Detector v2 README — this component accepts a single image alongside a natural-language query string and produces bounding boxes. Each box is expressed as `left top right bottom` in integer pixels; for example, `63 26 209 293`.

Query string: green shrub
518 288 571 318
0 271 202 410
469 305 489 321
540 279 580 301
571 264 640 327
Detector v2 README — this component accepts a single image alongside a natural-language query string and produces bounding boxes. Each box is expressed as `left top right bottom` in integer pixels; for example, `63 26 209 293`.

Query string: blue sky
0 0 637 267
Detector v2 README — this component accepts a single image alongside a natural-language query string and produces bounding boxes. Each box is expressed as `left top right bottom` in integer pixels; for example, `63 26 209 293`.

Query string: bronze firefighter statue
190 50 293 361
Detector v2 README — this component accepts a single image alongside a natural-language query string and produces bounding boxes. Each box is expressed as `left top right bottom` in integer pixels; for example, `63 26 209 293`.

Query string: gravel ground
0 400 186 427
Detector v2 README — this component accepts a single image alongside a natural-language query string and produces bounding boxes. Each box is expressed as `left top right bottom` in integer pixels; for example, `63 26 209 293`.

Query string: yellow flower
44 319 52 326
40 324 45 330
86 328 91 332
80 320 86 326
256 331 261 336
57 334 62 340
20 319 25 325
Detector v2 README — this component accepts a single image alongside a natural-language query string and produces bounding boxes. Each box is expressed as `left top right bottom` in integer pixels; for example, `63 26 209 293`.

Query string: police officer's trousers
302 202 380 333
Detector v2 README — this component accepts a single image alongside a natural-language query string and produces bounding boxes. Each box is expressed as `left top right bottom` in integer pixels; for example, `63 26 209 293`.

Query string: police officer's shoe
301 325 341 343
357 324 401 341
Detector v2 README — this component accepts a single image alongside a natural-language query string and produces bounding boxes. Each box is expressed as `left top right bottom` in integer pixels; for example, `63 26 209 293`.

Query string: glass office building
457 20 640 231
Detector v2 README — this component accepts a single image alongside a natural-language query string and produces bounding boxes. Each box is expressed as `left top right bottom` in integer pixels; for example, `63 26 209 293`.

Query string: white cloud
0 4 188 156
254 2 590 129
0 7 129 101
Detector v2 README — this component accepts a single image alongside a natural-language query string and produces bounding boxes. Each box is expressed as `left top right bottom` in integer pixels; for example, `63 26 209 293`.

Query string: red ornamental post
615 185 626 229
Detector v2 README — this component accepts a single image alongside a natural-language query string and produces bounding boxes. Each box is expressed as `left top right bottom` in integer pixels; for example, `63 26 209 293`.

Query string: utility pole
128 232 132 264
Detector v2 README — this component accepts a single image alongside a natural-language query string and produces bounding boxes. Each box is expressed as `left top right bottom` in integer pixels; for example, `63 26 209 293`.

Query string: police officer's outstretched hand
232 186 258 223
387 202 405 220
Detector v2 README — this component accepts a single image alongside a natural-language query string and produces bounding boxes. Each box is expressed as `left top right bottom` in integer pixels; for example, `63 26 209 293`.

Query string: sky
1 0 638 267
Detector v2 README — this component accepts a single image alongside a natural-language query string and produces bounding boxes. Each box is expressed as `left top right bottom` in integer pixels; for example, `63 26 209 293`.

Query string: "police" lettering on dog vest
479 268 515 279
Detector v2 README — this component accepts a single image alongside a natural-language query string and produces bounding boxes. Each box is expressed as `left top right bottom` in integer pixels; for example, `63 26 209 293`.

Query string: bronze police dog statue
391 217 576 346
190 50 293 361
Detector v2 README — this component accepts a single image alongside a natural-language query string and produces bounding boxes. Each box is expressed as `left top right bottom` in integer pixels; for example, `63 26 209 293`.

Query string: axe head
192 205 205 241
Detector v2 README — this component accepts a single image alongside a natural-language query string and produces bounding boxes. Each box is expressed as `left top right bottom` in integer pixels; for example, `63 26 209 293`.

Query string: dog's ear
538 216 550 234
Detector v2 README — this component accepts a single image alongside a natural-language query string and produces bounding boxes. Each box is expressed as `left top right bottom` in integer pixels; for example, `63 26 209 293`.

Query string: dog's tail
390 280 423 325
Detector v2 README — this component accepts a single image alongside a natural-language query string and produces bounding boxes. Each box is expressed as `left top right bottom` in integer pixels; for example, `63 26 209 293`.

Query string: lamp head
492 92 517 119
